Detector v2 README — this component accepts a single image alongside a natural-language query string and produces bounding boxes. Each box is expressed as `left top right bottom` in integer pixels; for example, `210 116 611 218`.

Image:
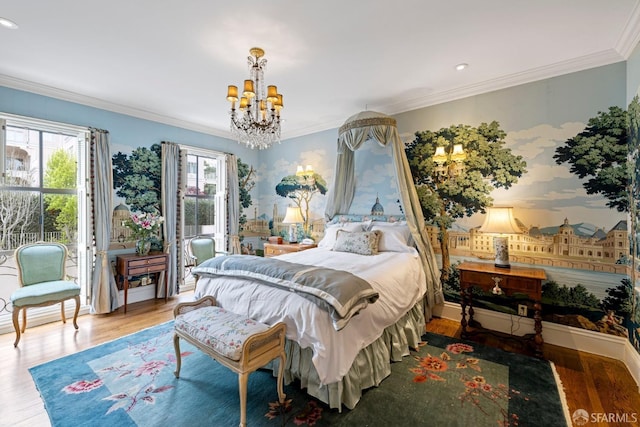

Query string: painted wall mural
401 104 634 342
629 94 640 353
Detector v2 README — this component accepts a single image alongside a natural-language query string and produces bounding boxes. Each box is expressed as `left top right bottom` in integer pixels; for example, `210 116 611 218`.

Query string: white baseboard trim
117 285 157 307
0 305 91 336
435 301 640 392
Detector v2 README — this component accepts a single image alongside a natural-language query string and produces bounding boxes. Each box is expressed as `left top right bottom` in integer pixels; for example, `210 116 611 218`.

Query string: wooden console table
458 261 547 357
116 252 169 313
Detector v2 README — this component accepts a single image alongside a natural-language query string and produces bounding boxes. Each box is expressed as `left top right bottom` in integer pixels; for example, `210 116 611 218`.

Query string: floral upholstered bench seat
173 296 286 427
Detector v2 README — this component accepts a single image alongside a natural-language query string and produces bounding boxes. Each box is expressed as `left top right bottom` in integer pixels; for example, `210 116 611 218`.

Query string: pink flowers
62 379 104 394
126 212 164 239
445 343 474 354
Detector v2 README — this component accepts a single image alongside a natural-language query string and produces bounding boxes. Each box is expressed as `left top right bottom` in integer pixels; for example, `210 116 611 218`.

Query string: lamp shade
282 206 304 224
478 207 520 234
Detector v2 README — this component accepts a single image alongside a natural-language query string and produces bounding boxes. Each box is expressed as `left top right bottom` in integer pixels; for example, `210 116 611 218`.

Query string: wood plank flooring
1 293 638 426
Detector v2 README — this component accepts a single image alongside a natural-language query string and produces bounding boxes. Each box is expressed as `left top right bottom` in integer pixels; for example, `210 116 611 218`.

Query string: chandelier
226 47 284 149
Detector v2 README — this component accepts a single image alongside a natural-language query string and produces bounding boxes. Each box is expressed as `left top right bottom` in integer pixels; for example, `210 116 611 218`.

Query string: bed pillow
332 230 381 255
371 223 412 252
317 222 366 249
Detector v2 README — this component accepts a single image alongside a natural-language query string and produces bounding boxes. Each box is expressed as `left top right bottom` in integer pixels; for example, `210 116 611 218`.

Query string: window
0 114 90 329
181 148 226 290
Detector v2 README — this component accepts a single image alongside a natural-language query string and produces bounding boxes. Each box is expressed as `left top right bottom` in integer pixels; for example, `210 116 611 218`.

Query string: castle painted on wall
435 217 628 273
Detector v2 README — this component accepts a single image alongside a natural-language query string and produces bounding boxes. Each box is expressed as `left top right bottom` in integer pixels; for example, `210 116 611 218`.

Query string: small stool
173 296 286 427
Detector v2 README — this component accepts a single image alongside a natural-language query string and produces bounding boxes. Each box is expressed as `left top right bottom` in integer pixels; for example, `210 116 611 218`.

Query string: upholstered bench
173 296 286 427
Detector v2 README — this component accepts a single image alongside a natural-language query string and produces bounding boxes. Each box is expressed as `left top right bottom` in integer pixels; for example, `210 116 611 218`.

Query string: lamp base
493 236 511 268
288 224 297 243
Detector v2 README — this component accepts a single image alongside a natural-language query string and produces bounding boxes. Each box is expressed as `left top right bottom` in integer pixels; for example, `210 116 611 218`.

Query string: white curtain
161 142 180 297
89 129 120 314
226 154 242 254
325 111 442 319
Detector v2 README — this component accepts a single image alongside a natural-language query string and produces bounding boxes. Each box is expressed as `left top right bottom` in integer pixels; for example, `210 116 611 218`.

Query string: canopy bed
193 111 441 410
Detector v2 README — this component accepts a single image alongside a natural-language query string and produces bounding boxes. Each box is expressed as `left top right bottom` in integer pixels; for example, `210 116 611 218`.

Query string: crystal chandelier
226 47 283 149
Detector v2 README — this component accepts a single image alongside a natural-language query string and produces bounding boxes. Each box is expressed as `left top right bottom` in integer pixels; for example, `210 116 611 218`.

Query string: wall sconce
478 206 521 268
296 164 315 186
282 206 304 243
433 143 466 180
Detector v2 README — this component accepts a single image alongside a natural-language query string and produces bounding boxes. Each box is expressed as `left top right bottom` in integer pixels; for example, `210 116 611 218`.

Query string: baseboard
435 301 640 392
117 285 157 307
0 305 91 336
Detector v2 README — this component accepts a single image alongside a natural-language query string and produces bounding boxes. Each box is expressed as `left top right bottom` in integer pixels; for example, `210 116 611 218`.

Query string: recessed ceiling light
0 17 19 30
455 63 468 71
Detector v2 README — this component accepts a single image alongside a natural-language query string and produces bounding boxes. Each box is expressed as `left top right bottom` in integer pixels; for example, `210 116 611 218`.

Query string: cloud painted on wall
456 121 626 232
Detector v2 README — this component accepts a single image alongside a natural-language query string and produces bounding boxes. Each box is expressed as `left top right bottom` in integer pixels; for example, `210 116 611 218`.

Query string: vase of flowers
125 212 164 256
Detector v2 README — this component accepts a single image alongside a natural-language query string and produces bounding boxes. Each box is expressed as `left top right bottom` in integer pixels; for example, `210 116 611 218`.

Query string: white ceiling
1 1 639 141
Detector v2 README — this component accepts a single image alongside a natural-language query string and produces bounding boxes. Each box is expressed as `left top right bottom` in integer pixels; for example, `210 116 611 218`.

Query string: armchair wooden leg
12 308 21 347
21 309 27 333
72 296 80 330
60 300 66 324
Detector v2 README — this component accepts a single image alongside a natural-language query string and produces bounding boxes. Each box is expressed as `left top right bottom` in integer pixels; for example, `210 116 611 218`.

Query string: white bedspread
193 247 426 385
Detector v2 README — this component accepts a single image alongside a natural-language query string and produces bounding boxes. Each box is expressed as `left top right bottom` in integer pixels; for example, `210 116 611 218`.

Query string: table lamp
478 206 520 268
282 206 304 243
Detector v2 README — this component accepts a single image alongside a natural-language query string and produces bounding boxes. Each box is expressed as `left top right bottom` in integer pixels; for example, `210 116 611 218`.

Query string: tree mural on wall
275 172 328 234
112 144 162 213
405 121 527 280
553 102 636 338
553 105 630 212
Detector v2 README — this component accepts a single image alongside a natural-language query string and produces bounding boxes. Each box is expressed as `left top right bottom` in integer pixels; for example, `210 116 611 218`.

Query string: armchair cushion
190 237 216 266
15 244 66 285
11 280 80 308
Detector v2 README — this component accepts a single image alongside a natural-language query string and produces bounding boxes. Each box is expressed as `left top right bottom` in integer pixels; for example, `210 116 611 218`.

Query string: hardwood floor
1 294 639 426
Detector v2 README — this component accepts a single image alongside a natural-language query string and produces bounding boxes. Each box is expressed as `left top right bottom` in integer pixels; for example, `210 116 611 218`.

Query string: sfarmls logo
572 409 638 425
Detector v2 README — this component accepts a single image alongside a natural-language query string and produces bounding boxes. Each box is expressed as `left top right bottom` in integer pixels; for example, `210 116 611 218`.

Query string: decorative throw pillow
332 230 381 255
317 222 367 248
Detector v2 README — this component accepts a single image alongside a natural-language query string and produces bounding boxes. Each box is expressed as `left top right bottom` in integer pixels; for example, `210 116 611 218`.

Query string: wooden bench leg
277 350 286 403
173 334 182 378
238 372 249 427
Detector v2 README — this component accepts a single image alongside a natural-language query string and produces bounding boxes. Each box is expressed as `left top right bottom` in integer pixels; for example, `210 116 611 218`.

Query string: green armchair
188 236 227 284
11 242 81 347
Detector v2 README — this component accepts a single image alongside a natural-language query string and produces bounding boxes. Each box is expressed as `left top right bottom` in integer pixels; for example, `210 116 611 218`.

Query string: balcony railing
0 231 69 252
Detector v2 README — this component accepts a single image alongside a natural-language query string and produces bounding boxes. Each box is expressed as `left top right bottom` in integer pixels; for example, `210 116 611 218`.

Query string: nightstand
458 261 546 357
116 252 169 314
263 242 317 257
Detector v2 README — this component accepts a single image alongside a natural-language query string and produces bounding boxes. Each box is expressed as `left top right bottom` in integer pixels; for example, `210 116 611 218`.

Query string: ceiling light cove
0 17 18 29
455 63 468 71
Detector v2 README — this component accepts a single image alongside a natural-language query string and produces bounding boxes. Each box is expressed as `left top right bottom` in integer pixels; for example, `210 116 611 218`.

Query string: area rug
30 321 570 426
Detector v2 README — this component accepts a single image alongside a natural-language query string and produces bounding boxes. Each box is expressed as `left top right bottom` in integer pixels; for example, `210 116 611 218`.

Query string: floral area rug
29 322 569 426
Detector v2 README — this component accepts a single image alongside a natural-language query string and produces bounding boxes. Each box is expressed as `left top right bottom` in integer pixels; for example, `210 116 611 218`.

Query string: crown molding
381 49 626 116
0 44 631 143
615 0 640 58
0 74 233 140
